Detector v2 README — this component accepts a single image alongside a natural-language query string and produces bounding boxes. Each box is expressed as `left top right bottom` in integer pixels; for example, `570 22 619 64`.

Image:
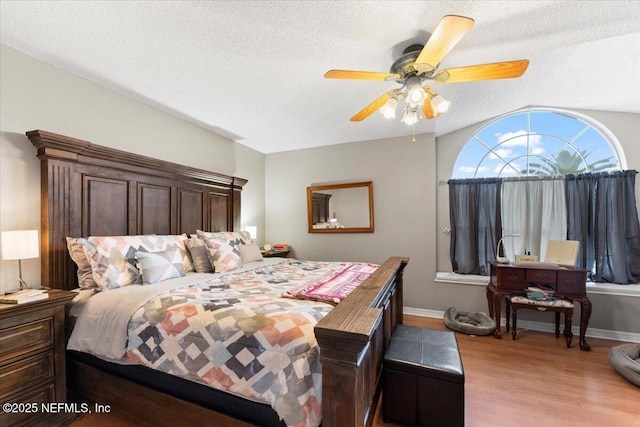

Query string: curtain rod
502 175 565 182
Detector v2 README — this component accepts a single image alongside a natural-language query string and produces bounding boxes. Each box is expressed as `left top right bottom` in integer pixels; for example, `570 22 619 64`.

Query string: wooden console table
487 262 592 351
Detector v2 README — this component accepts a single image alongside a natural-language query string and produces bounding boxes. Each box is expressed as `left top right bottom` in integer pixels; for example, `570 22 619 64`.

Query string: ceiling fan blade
350 90 396 122
422 101 437 120
325 70 400 81
420 86 438 119
414 15 475 73
434 60 529 83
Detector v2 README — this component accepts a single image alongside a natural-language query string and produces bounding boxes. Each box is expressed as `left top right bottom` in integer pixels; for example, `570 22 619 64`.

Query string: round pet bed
608 343 640 388
444 307 496 336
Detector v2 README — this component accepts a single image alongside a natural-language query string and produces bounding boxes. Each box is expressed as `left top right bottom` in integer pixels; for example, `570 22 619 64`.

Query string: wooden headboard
26 130 246 290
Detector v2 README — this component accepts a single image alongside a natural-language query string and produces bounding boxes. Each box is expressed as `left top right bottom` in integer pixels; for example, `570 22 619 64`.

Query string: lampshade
406 77 426 106
1 230 39 260
379 97 398 119
244 226 257 240
431 94 451 114
401 108 420 125
407 86 426 105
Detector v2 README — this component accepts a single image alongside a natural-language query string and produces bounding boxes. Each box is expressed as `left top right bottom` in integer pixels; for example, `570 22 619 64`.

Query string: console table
487 262 592 351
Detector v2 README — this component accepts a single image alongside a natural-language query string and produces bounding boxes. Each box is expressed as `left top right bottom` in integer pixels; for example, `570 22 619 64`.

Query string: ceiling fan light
431 94 451 113
401 109 420 125
379 97 398 119
405 76 426 107
407 86 426 105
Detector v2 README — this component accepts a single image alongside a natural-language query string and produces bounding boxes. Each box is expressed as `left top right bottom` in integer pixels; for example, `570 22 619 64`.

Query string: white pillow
238 243 264 263
135 249 185 284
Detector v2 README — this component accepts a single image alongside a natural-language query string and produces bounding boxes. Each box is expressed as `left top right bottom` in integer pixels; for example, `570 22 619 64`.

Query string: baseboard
404 306 640 343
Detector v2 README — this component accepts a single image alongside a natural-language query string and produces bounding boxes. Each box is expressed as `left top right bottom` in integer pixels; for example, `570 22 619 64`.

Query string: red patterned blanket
284 262 379 304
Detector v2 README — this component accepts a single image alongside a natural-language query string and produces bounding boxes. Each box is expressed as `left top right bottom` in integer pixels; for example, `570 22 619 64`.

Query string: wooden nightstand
0 289 77 427
261 248 290 258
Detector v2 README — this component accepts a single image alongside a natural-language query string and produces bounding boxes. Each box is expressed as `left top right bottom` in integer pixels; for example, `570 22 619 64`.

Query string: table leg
486 285 494 319
493 291 503 339
565 310 573 349
578 297 592 351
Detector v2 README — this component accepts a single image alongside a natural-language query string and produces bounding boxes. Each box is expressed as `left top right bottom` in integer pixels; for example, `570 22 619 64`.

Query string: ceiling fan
325 15 529 124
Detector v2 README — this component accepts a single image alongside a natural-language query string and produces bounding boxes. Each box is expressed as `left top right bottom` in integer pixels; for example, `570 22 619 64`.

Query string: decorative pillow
196 230 252 245
135 249 185 284
196 230 248 273
86 234 191 290
65 237 98 289
238 243 264 264
185 237 214 273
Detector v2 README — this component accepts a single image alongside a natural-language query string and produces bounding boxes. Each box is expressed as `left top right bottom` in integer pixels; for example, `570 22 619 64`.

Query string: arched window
452 108 624 178
448 108 640 283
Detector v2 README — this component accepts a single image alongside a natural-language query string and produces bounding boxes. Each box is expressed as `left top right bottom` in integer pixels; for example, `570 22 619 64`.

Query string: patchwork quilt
123 260 377 427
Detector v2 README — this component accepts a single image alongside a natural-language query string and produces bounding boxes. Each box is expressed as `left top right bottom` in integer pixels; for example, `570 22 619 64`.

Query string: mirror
307 181 374 233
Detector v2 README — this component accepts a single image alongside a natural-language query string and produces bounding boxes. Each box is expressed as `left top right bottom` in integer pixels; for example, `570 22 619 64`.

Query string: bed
27 130 409 427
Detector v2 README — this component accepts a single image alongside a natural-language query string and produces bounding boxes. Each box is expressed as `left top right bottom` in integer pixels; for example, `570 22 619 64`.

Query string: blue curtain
566 173 596 272
449 178 502 275
593 170 640 284
450 171 640 283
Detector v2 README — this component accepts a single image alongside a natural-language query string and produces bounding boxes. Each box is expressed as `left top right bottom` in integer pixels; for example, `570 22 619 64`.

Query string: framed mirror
307 181 374 233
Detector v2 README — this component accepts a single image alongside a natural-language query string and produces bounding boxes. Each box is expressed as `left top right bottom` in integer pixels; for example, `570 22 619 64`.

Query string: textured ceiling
1 1 639 154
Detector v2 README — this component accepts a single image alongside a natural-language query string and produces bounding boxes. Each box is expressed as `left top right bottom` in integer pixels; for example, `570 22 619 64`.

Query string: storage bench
383 324 465 427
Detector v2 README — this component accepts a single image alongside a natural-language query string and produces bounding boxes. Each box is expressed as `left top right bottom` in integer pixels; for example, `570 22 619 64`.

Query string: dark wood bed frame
27 129 409 427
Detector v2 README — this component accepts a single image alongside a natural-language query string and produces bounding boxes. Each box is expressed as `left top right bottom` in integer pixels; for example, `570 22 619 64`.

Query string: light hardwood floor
70 315 639 427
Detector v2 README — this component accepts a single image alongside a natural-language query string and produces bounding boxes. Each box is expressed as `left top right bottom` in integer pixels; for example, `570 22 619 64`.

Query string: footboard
315 256 409 427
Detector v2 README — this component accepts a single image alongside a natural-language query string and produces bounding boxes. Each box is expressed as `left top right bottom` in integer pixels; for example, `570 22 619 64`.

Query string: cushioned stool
383 324 464 427
506 295 574 348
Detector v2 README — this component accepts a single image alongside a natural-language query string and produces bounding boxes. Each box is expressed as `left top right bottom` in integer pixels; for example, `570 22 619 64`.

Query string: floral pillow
196 230 251 273
136 248 185 284
86 234 191 290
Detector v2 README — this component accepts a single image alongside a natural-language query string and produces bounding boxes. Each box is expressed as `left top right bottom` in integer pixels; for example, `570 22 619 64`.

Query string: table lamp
245 225 257 240
1 229 39 290
495 234 521 264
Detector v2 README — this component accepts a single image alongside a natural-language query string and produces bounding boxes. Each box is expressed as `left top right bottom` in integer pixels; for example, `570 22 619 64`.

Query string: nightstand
0 289 77 427
261 248 290 258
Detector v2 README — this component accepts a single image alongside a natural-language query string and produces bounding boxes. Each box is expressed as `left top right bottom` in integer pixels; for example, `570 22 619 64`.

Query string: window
452 108 625 179
448 108 640 283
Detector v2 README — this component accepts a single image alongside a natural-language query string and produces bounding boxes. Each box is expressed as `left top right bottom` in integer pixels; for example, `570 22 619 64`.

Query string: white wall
0 45 265 292
265 135 437 310
435 108 640 334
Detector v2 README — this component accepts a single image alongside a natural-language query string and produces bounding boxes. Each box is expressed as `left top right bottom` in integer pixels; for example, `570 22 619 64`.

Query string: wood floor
70 315 639 427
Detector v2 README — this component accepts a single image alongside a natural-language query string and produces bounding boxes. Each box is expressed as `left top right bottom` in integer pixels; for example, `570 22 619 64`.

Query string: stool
383 324 464 427
505 295 574 348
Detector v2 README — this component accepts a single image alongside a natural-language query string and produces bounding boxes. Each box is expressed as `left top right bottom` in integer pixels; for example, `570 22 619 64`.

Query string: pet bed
608 343 640 387
444 307 496 336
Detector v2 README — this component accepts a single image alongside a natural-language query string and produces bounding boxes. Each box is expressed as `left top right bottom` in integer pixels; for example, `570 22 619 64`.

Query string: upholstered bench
383 324 465 427
506 295 575 348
